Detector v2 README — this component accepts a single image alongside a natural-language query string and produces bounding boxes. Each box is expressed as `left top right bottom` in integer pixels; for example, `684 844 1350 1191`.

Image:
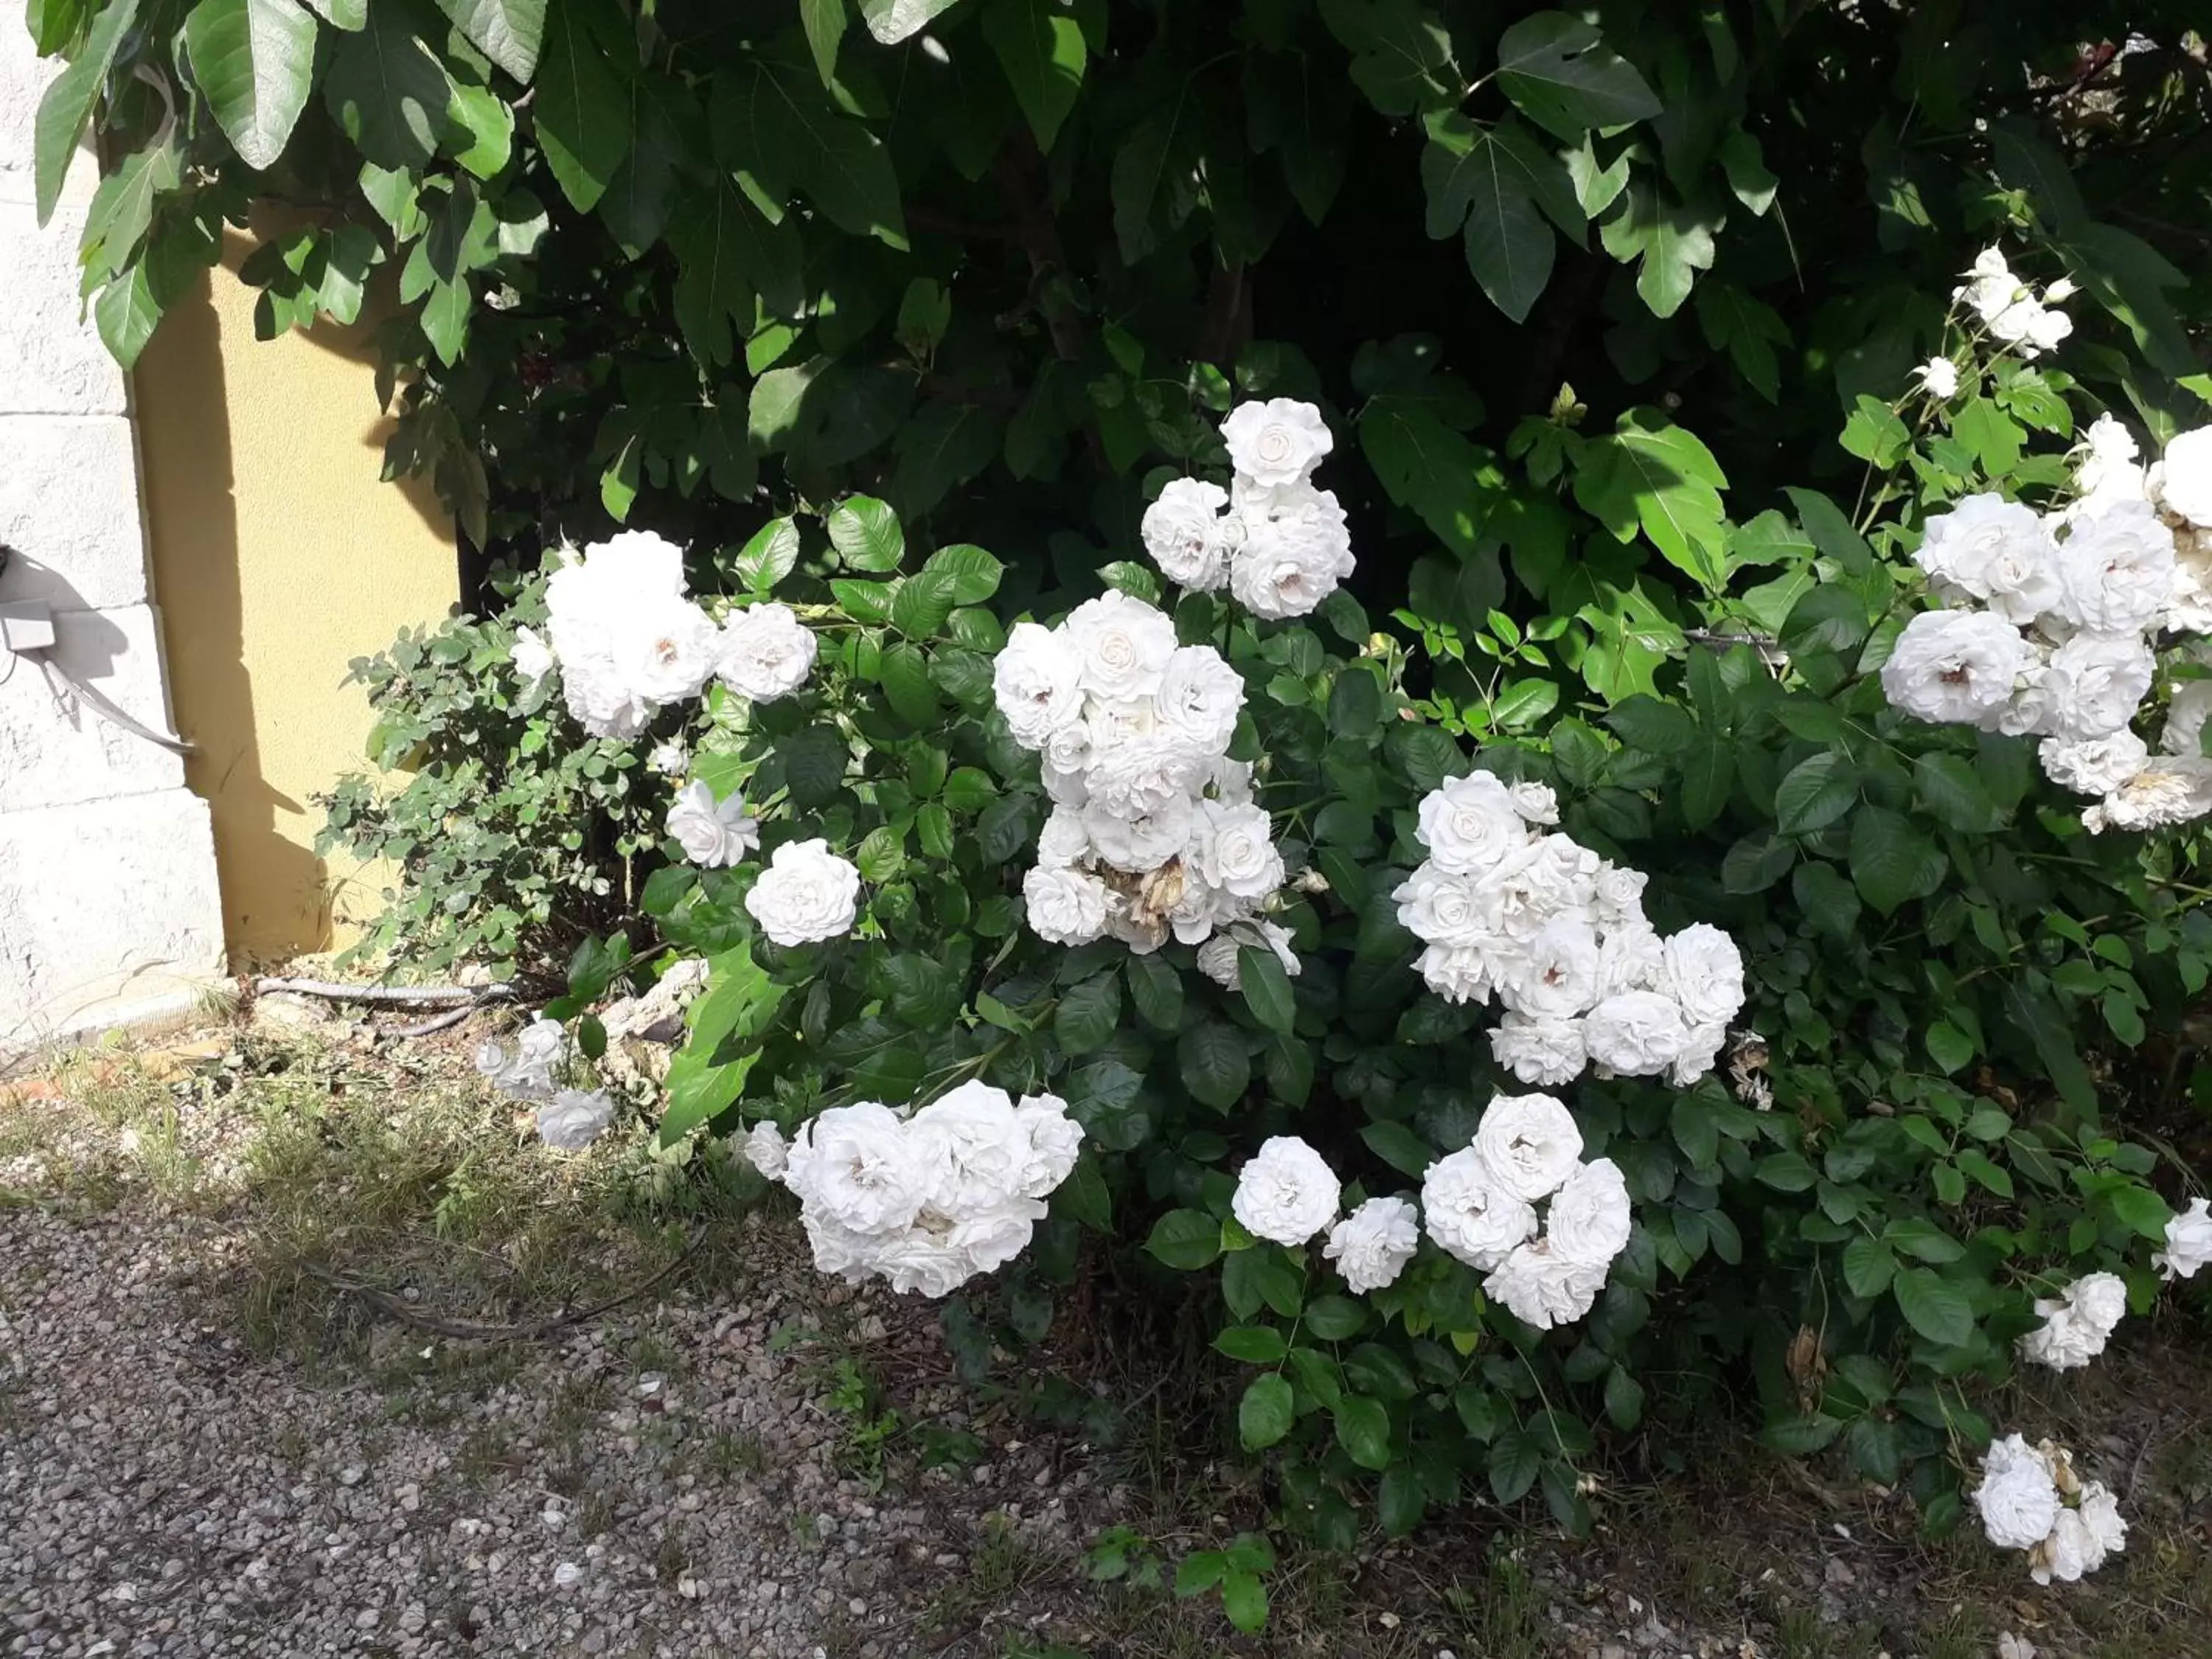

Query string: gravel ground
0 1053 1105 1659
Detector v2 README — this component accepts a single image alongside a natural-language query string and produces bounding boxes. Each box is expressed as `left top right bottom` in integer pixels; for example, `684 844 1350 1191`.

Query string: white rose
665 779 759 868
1591 861 1649 925
1421 1146 1537 1271
719 602 818 702
1084 792 1193 873
1155 645 1245 755
1662 923 1745 1029
2070 413 2146 517
2017 1271 2127 1371
1669 1019 1728 1087
1495 834 1601 931
1231 1135 1341 1245
2086 757 2212 832
512 624 555 688
745 838 862 946
1087 735 1208 820
2077 1481 2127 1563
1596 922 1664 998
1172 869 1239 946
1915 495 2062 625
1506 917 1602 1020
2163 681 2212 757
872 1222 984 1298
949 1198 1050 1278
992 620 1085 748
1507 780 1559 824
1190 800 1284 900
1207 756 1255 804
2151 425 2212 528
1488 1011 1587 1087
1141 477 1235 590
1012 1094 1085 1199
2155 1195 2212 1280
742 1121 788 1180
2039 731 2149 797
2166 532 2212 634
785 1103 927 1235
556 647 653 739
1582 990 1691 1077
1880 610 2032 726
1472 1091 1584 1202
1220 397 1333 487
2044 630 2155 741
1975 1434 2062 1551
649 741 688 776
1416 772 1530 874
799 1211 879 1282
2055 503 2176 636
536 1088 615 1152
1394 865 1493 947
1030 805 1087 869
2031 1509 2092 1585
1228 481 1354 619
1324 1197 1420 1293
1064 591 1178 700
1913 357 1961 400
1107 906 1169 955
608 594 723 705
908 1081 1027 1211
1483 1237 1607 1330
1023 864 1114 945
1416 942 1498 1005
1546 1157 1632 1269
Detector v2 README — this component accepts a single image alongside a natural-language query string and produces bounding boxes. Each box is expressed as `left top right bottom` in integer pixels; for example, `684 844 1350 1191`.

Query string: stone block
0 602 184 813
0 203 125 417
0 787 225 1051
0 416 150 609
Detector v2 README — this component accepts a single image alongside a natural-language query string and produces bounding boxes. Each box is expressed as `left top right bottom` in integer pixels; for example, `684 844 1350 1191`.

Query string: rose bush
45 0 2212 1604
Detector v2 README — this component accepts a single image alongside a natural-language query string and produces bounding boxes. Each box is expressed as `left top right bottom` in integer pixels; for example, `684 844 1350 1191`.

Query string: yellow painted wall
135 231 458 966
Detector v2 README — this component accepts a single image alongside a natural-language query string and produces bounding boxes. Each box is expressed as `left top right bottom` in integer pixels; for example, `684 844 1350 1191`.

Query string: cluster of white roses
1973 1433 2127 1586
1227 1094 1634 1330
739 1082 1084 1298
995 591 1293 978
1950 246 2076 361
474 1017 616 1150
2016 1271 2127 1371
1882 417 2212 833
529 529 866 944
1394 772 1746 1088
533 530 819 739
1139 399 1355 620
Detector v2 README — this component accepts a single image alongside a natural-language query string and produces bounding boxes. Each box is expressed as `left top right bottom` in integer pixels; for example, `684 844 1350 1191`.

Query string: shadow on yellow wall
134 229 458 967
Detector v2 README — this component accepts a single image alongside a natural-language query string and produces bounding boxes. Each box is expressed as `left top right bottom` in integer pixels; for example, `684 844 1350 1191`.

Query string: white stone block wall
0 24 226 1051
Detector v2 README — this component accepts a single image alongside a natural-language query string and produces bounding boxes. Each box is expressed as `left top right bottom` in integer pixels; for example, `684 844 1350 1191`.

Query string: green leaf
1773 752 1858 835
1334 1395 1394 1471
855 0 959 43
1180 1023 1251 1111
685 945 788 1053
983 0 1086 152
1421 118 1569 322
1304 1294 1367 1340
1892 1269 1973 1347
891 401 1004 515
661 1043 763 1144
324 4 457 172
534 0 632 211
1220 1571 1268 1635
434 0 546 82
669 178 795 371
1596 179 1719 320
736 517 801 592
1841 1237 1895 1298
1217 1325 1289 1364
1572 413 1728 588
1238 946 1297 1033
1322 0 1454 118
1487 1429 1542 1503
828 495 906 571
1359 1120 1434 1179
1680 734 1733 830
1494 11 1662 139
1145 1208 1222 1270
1360 397 1503 560
1239 1373 1295 1450
1053 971 1121 1055
922 544 1004 605
1912 754 2000 832
183 0 320 171
1791 860 1860 942
880 641 941 726
1849 807 1942 917
1602 1366 1645 1430
1125 953 1183 1032
891 571 958 639
34 0 141 224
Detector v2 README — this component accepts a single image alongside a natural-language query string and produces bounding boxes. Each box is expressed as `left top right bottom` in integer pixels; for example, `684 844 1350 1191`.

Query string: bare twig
252 978 515 1006
296 1228 703 1343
